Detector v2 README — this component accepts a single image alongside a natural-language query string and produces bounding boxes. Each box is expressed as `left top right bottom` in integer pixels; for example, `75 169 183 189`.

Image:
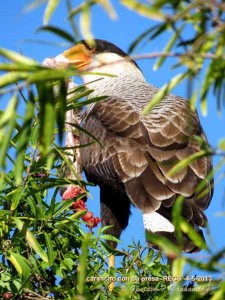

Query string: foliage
0 0 225 299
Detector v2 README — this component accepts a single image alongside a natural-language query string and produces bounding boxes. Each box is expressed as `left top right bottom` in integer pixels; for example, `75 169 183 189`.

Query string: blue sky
1 1 225 268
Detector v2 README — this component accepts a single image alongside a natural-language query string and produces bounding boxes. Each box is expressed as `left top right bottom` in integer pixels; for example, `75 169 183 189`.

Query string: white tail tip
143 212 175 233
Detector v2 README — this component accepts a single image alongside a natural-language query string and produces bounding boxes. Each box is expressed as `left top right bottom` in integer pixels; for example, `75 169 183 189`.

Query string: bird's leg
109 254 115 269
108 254 115 291
100 187 131 291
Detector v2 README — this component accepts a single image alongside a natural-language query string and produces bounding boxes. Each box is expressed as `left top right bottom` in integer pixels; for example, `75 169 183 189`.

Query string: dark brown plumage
59 39 213 253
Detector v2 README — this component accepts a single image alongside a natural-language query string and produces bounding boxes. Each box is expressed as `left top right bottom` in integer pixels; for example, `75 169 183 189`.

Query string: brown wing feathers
80 92 212 229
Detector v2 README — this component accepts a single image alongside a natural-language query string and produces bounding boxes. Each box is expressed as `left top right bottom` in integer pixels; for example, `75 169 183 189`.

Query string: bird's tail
143 211 205 253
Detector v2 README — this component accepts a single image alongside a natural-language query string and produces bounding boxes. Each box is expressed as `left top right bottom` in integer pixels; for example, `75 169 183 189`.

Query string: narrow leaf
145 231 180 257
180 217 207 250
128 25 159 54
7 251 31 280
44 232 55 266
56 80 67 143
0 95 18 167
98 0 117 19
142 73 186 115
28 69 72 83
80 2 94 41
101 234 120 243
43 0 60 24
172 256 186 278
0 72 28 88
172 195 184 243
53 199 76 218
77 233 91 295
14 218 48 263
37 25 76 43
15 97 35 185
0 48 37 65
37 83 55 157
68 0 97 19
25 0 46 12
154 25 184 70
121 0 165 21
167 150 211 178
11 186 24 211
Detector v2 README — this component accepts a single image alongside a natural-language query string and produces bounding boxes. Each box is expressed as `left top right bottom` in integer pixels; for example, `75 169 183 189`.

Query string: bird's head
55 39 144 84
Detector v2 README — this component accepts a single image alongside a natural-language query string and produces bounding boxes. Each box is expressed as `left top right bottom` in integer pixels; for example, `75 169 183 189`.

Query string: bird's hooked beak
54 43 94 70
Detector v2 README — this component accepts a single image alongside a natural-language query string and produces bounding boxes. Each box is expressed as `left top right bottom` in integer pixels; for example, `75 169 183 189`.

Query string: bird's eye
85 44 96 53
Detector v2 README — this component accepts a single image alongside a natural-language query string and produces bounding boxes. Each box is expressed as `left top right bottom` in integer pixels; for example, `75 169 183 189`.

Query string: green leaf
128 25 160 54
142 73 186 115
37 83 55 157
0 48 37 65
172 1 200 22
218 139 225 151
121 0 165 21
28 69 73 83
10 186 24 211
54 210 86 226
0 72 28 88
172 195 184 244
24 0 46 12
55 80 67 143
98 0 117 19
172 256 186 278
68 0 97 19
53 199 76 218
80 2 94 41
15 96 35 185
67 122 103 147
166 150 211 178
0 95 18 168
37 25 76 43
30 125 39 149
154 25 184 70
179 217 208 250
101 234 120 243
145 231 180 257
61 257 75 271
44 232 55 266
200 60 215 116
43 0 60 24
189 88 198 111
77 233 91 295
7 251 31 280
14 218 48 263
211 281 225 300
7 251 32 280
0 63 40 72
70 1 117 20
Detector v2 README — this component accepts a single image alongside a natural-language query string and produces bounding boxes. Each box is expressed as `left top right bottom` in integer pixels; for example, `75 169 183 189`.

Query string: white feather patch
143 212 175 233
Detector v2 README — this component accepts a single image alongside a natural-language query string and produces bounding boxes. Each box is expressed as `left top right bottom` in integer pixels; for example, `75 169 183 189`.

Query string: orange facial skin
63 43 95 70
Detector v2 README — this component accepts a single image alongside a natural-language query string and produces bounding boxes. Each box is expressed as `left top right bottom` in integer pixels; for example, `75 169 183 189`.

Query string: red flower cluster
62 186 101 230
71 199 86 211
62 186 84 200
82 211 101 229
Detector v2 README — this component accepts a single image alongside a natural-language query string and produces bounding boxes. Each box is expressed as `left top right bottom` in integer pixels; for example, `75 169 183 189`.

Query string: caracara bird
54 39 213 258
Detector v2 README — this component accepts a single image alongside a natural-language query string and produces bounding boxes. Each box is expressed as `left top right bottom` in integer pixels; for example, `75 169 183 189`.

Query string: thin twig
1 50 223 95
